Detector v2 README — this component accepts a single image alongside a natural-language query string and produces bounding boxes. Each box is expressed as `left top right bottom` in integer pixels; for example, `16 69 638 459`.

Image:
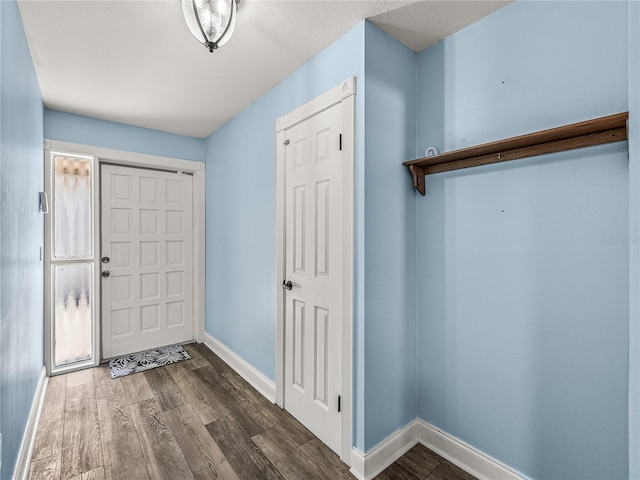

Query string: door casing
275 77 356 463
44 139 206 374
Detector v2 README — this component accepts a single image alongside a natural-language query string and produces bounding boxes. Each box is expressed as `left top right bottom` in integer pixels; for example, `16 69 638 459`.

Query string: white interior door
101 164 194 359
283 102 343 453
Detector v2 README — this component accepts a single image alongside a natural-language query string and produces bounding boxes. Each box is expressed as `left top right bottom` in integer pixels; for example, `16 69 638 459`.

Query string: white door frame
44 139 205 372
275 77 356 463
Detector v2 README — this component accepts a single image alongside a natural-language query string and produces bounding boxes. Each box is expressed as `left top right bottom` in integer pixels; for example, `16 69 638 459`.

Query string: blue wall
203 22 368 448
8 2 631 478
629 0 640 477
362 22 417 450
44 109 205 163
415 2 629 479
0 1 44 478
203 20 422 453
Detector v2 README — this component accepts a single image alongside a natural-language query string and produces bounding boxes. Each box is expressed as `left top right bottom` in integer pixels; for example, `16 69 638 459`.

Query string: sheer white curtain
53 158 92 366
55 165 91 258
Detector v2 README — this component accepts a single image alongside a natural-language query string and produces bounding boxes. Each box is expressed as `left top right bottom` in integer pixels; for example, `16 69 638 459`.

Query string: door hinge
338 395 341 412
284 139 290 145
339 134 342 151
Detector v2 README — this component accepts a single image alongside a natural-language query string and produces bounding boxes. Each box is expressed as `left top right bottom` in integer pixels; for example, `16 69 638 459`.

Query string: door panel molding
275 77 355 464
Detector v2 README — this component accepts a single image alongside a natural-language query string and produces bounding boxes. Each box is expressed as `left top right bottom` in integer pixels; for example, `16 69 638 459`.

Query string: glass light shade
182 0 237 52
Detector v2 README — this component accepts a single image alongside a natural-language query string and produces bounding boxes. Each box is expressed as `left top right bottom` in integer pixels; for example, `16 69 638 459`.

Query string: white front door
101 164 194 359
283 102 343 453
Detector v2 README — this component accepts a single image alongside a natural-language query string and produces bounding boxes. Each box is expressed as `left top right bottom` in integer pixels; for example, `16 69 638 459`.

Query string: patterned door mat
108 344 191 379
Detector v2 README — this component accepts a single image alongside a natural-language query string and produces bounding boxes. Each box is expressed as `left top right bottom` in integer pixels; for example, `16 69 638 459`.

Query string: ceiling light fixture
182 0 238 53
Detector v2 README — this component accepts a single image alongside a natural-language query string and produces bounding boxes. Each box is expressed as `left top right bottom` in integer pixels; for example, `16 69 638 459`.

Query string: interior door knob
282 280 292 290
101 270 110 278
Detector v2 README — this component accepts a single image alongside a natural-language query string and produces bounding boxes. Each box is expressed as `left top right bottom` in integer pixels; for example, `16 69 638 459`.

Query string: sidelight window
45 153 99 373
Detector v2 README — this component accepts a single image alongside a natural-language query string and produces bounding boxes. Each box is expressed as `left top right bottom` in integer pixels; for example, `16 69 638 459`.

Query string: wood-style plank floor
28 343 476 480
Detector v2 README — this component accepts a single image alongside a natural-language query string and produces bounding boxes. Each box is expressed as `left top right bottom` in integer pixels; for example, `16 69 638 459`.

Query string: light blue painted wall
204 22 367 449
0 1 44 478
628 1 640 477
0 0 3 469
44 109 205 163
415 2 629 479
0 0 3 474
362 22 417 451
0 2 633 478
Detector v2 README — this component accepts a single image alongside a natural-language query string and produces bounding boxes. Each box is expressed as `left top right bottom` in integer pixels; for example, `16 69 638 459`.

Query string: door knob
101 256 110 264
101 270 110 278
282 280 293 290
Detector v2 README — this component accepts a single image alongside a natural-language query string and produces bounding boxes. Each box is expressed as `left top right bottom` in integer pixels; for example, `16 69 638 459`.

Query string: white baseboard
203 333 276 403
350 420 420 480
201 333 524 480
417 420 525 480
12 366 48 480
349 419 525 480
349 448 366 480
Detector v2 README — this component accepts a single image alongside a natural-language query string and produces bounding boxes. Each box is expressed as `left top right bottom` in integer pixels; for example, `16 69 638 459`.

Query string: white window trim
44 150 100 375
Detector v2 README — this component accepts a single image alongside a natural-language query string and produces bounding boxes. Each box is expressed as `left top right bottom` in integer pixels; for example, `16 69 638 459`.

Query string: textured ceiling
17 0 510 138
370 0 509 52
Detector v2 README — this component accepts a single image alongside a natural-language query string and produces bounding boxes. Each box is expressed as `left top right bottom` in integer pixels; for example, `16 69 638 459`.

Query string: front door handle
282 280 293 290
101 270 110 278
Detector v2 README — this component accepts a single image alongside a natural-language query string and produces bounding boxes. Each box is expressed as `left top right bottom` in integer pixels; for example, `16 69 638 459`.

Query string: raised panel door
101 165 194 358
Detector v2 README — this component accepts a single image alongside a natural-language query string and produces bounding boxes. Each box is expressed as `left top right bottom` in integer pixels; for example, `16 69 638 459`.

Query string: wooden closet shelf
404 112 629 195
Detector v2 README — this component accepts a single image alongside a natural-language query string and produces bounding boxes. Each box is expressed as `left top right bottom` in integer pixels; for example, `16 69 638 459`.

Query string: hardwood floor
28 343 476 480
